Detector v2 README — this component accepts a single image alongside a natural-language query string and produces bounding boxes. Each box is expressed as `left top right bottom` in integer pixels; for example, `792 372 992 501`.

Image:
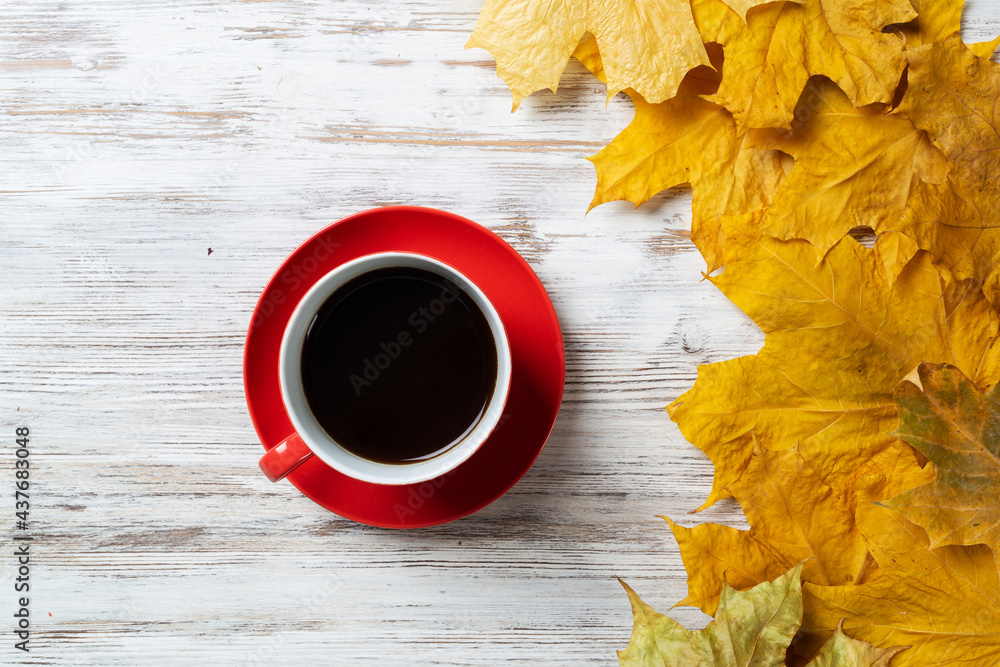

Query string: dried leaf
901 0 964 45
897 36 1000 299
583 9 1000 291
803 476 1000 665
695 0 914 130
587 83 737 213
882 362 1000 554
664 444 876 616
470 4 1000 666
804 621 906 667
618 564 803 667
583 31 785 270
667 225 1000 508
746 77 948 257
667 438 934 614
467 0 709 109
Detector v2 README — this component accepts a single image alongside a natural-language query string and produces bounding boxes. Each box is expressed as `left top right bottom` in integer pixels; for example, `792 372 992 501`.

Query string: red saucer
244 207 565 528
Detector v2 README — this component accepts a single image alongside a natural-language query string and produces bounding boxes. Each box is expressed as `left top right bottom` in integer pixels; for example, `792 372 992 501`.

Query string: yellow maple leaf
694 0 913 130
664 443 880 616
746 77 947 256
618 564 803 666
580 28 785 271
666 438 934 616
896 35 1000 299
587 81 738 215
467 7 1000 666
586 81 786 261
746 68 1000 303
466 0 709 110
882 362 1000 555
902 36 1000 210
582 14 999 285
590 70 1000 288
668 225 1000 509
803 475 1000 665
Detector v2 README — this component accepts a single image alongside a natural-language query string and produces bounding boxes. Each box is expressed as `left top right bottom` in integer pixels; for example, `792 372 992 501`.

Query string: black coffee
300 266 498 464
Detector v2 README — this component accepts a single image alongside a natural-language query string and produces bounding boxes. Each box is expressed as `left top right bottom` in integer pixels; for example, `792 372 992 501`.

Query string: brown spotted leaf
803 475 1000 665
883 362 1000 555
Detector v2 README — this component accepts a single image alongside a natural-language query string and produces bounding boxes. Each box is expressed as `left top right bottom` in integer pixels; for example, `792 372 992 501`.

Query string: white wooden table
2 2 998 664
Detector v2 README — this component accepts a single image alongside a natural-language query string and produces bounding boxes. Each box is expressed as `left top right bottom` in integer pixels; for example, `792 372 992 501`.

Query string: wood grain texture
1 1 998 664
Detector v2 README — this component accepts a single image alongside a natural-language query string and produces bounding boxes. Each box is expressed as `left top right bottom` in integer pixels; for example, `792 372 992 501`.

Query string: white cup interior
279 252 512 485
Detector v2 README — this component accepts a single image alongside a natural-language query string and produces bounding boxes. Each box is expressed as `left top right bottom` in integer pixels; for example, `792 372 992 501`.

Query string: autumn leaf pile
469 0 1000 664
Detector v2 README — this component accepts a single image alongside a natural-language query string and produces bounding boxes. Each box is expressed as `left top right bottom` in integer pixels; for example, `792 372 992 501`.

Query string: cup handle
259 432 314 482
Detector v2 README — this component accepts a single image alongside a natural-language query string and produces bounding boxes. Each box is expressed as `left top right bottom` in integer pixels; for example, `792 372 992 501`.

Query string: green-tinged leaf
804 621 907 667
883 362 1000 554
619 564 803 667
